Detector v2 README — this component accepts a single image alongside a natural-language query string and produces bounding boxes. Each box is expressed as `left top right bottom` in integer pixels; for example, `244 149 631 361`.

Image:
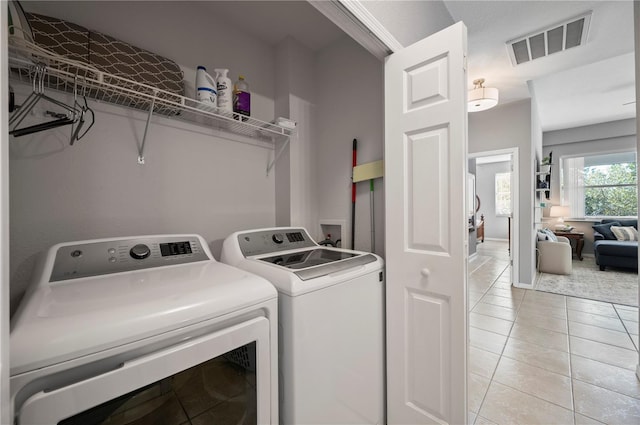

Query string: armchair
537 236 572 275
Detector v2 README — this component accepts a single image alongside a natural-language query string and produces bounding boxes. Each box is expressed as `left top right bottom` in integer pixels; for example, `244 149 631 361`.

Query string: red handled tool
351 138 357 250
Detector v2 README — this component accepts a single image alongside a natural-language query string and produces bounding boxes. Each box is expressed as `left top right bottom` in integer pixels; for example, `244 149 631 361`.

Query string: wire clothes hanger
9 63 94 143
9 63 76 136
69 75 95 145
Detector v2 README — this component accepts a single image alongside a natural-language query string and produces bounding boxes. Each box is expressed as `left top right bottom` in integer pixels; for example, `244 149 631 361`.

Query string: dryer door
17 317 271 425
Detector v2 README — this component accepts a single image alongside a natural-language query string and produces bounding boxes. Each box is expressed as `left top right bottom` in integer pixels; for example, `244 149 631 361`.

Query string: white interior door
385 22 468 425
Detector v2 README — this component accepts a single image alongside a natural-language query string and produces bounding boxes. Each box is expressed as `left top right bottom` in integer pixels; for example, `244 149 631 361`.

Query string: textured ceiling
443 0 635 131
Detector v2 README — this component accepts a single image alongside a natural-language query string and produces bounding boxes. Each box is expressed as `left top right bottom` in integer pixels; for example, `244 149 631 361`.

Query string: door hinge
463 55 468 71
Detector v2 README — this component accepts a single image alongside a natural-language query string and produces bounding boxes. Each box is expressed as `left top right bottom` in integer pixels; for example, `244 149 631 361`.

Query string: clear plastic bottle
233 75 251 119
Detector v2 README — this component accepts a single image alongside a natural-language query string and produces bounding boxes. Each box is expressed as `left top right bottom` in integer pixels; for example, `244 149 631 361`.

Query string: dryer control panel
237 228 316 257
50 235 210 282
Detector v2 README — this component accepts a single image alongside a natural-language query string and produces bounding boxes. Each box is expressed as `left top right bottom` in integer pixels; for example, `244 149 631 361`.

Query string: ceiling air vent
506 11 591 66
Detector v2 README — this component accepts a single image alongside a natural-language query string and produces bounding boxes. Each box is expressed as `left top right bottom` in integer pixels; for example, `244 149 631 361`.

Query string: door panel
385 22 468 425
405 55 449 111
406 127 449 253
406 290 450 419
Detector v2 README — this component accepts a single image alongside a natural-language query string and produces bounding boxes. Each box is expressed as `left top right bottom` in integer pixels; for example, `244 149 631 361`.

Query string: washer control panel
238 228 316 257
50 236 210 282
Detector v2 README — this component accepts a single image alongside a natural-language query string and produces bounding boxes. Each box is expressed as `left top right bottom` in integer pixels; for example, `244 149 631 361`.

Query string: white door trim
307 0 402 60
633 0 640 379
469 148 520 286
336 1 404 52
1 4 11 424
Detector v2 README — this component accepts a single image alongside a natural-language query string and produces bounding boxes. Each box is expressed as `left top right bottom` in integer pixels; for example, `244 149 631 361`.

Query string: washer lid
259 248 377 280
10 260 276 376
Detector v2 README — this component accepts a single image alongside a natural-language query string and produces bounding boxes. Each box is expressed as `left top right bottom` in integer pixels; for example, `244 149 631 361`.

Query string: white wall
530 90 544 281
11 2 279 311
315 37 384 253
469 100 535 285
274 37 317 232
10 91 277 308
544 118 636 146
362 0 454 47
476 161 511 240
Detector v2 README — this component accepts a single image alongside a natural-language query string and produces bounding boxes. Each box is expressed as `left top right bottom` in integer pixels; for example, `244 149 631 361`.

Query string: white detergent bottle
195 66 217 107
215 68 232 113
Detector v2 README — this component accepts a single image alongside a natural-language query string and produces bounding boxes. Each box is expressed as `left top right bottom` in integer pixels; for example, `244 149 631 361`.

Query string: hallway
468 241 640 424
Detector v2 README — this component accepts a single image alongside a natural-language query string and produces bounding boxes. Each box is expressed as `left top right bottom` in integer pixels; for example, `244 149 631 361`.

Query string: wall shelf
8 37 294 171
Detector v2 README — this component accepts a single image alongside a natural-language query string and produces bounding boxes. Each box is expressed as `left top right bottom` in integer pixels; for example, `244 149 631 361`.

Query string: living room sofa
592 219 638 271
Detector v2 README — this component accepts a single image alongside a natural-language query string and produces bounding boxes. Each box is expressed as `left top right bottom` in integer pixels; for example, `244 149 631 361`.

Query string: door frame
1 4 11 424
469 148 520 286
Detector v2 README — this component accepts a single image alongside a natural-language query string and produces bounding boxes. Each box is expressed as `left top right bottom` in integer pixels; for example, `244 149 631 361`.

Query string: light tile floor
469 241 640 425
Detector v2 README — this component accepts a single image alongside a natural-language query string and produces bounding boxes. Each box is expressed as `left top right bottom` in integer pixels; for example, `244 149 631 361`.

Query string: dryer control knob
272 234 284 244
130 244 151 260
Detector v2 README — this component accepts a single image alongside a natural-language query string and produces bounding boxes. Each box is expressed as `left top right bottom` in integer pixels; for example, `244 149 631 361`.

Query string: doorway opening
469 148 519 286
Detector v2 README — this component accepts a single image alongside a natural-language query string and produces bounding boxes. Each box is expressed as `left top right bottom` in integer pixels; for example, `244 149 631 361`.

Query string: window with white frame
495 172 512 216
561 152 637 218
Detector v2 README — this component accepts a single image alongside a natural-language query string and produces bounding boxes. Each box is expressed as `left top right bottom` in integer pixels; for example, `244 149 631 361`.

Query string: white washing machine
10 234 278 425
221 227 385 425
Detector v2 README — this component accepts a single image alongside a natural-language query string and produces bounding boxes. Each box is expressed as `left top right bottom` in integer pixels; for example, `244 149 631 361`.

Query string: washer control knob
272 234 284 244
130 244 151 260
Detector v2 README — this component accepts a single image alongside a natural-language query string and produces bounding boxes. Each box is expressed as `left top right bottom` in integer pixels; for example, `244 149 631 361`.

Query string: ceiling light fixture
468 78 499 112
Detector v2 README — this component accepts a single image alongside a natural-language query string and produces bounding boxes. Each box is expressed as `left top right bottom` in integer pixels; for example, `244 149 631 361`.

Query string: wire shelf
8 36 294 163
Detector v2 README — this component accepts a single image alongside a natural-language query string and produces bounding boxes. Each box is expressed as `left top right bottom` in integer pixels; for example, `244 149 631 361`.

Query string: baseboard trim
484 237 509 242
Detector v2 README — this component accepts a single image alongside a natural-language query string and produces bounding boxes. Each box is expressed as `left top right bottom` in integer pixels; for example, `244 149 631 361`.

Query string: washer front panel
50 236 209 282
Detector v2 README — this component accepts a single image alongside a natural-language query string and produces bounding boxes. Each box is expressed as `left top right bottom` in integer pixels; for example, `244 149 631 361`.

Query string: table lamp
550 205 571 230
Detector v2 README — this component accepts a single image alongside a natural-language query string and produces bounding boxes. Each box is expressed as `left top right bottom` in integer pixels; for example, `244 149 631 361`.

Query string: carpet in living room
535 256 638 307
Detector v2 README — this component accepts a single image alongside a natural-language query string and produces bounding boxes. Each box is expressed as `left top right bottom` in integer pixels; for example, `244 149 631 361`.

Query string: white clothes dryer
10 234 278 425
221 227 385 425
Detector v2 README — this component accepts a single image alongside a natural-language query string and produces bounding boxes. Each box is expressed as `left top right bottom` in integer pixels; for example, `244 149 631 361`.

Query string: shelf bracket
137 94 157 165
267 135 291 176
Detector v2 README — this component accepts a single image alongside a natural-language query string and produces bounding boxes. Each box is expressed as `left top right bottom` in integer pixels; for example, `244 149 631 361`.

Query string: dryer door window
57 344 256 425
16 318 270 425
